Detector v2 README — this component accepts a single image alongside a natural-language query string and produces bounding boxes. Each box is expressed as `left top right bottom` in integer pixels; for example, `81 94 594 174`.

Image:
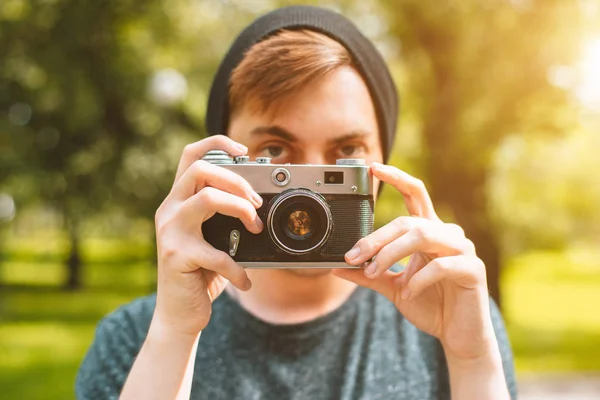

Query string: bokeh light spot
9 102 32 126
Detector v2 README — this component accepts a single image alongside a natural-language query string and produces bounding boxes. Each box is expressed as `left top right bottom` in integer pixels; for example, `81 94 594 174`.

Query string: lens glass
286 210 313 239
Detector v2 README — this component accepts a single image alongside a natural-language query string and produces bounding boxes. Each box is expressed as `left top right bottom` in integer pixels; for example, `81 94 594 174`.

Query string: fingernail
251 191 263 207
365 261 377 276
236 143 248 153
345 247 360 260
401 287 411 300
243 278 252 291
372 162 383 169
254 216 264 231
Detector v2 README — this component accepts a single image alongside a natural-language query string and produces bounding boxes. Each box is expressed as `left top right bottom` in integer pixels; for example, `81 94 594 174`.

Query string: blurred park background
1 0 599 398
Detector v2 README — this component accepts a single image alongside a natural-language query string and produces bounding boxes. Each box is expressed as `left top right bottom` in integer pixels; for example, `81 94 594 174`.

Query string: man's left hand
333 162 498 362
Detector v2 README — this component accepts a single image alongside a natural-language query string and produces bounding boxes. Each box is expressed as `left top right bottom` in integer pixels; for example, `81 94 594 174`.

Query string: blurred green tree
0 0 378 288
383 0 582 305
1 1 151 289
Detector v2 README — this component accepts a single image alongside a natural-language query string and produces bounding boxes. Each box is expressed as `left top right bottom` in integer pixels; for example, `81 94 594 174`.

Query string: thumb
332 268 401 303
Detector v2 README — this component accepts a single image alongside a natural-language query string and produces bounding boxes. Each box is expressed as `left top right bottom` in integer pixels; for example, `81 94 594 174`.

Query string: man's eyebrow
249 126 374 144
249 126 298 142
328 130 372 145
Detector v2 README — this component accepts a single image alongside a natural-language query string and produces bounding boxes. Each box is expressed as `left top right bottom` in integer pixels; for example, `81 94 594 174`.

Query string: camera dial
336 158 365 166
234 155 250 163
202 150 234 164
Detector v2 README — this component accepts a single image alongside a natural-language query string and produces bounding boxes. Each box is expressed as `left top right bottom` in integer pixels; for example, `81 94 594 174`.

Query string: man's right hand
151 135 263 339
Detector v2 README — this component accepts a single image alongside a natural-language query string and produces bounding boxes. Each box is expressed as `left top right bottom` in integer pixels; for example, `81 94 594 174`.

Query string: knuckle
468 256 487 280
232 172 251 191
206 134 232 150
155 216 176 240
155 219 166 237
243 180 256 196
158 240 179 264
431 258 449 272
211 250 230 269
354 236 367 248
242 204 257 222
210 134 229 143
362 235 380 251
411 178 426 193
155 195 175 223
182 143 195 157
154 204 165 225
463 239 476 254
389 171 403 186
412 224 430 240
374 248 391 265
196 187 217 206
392 216 410 229
473 256 486 271
191 159 209 175
447 223 465 237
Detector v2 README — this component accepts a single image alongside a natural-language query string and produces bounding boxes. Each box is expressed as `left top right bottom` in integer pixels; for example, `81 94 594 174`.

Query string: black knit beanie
205 5 399 162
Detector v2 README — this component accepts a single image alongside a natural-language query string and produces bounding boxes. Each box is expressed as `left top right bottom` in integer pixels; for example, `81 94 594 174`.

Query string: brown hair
228 29 355 117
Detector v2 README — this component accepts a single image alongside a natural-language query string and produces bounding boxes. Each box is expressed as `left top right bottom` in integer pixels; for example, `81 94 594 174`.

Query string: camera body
201 150 374 268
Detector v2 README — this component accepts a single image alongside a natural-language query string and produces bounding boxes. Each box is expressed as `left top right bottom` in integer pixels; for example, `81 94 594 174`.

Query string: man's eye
265 146 283 157
340 145 359 156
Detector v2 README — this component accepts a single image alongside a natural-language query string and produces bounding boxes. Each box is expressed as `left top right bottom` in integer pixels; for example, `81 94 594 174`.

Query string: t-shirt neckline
218 285 369 337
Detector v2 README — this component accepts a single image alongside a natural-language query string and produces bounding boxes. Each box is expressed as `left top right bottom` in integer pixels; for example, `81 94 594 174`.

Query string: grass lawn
502 249 600 372
0 238 599 399
0 261 154 400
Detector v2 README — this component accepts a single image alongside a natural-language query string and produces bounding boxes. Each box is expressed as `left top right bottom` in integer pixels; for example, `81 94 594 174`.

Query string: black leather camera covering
202 193 374 262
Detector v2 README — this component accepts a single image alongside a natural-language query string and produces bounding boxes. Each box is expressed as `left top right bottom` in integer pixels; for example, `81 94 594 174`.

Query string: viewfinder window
324 171 343 184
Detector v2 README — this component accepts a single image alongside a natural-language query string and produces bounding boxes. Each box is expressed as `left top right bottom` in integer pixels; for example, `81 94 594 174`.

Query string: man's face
228 66 383 276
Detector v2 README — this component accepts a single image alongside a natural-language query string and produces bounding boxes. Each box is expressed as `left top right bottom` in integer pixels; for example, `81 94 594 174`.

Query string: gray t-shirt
76 286 517 399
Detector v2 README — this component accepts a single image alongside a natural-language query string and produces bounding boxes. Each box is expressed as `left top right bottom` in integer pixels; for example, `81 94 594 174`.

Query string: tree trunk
432 168 502 306
469 223 502 308
425 135 503 307
64 215 83 291
418 45 504 308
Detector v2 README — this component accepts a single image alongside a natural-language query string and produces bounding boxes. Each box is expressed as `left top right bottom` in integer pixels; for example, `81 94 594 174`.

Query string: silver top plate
220 163 372 195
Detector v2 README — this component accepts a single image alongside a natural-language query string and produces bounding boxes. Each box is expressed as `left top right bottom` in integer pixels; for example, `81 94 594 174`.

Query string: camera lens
286 210 313 239
266 189 333 255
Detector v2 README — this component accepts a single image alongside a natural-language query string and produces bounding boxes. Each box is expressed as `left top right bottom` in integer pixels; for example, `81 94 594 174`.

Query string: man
77 5 517 400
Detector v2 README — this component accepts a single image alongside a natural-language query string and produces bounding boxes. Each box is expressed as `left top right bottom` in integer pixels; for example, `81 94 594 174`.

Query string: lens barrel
266 189 333 255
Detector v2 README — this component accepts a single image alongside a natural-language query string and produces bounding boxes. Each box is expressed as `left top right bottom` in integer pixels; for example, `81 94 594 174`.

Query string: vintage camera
201 150 374 268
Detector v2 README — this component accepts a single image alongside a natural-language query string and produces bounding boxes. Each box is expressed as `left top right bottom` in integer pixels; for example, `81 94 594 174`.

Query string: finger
399 252 430 287
180 187 263 234
446 223 466 239
171 159 262 208
332 268 401 303
175 135 248 183
371 162 439 221
345 216 419 265
346 217 464 266
189 243 252 292
364 223 469 278
401 255 485 300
